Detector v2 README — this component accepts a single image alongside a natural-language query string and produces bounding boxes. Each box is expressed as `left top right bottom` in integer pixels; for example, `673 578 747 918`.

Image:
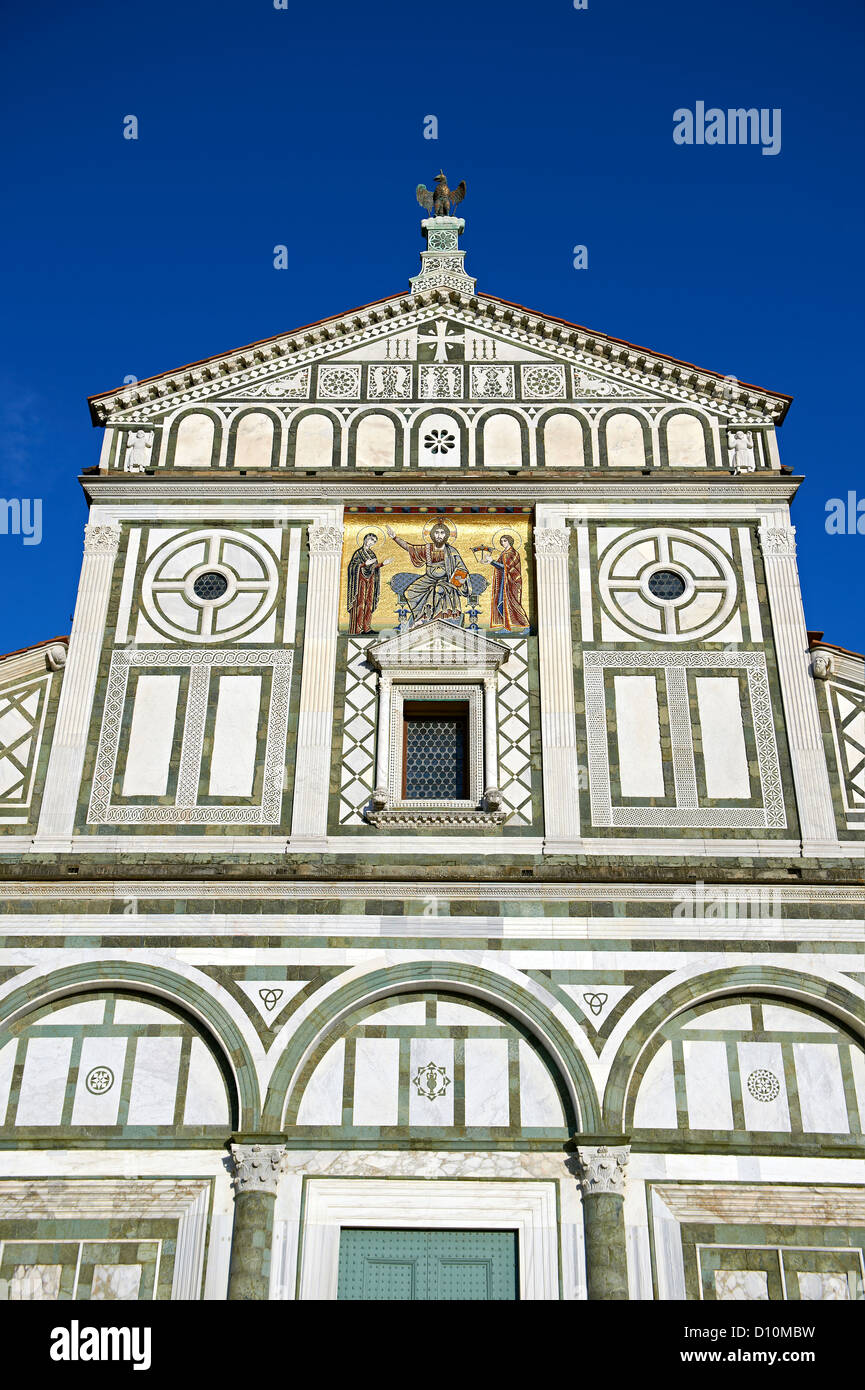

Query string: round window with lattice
140 528 279 642
598 526 738 641
423 429 456 455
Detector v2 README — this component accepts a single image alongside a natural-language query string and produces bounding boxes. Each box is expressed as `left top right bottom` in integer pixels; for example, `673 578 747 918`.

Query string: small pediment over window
367 619 510 674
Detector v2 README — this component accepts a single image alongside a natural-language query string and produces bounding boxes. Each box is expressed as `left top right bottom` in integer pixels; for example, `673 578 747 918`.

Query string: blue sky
1 0 863 652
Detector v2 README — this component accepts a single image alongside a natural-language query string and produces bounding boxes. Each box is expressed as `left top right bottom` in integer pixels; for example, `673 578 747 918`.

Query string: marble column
289 520 344 847
534 524 581 848
577 1144 630 1301
227 1143 285 1301
758 518 839 854
37 519 122 841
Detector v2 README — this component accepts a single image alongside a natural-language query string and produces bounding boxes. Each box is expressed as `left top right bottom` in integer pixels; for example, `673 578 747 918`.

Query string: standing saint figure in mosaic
385 520 469 627
346 533 391 634
483 534 530 632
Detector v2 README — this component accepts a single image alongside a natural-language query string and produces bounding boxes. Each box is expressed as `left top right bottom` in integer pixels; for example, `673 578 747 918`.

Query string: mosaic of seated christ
341 514 532 635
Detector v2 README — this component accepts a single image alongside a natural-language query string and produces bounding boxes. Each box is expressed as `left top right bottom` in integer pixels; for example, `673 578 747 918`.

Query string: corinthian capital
229 1143 285 1196
83 522 122 555
576 1144 630 1197
758 523 797 558
308 523 344 556
533 526 571 557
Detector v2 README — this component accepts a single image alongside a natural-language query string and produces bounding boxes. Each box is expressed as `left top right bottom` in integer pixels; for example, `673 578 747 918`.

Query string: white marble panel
355 413 395 468
633 1040 677 1128
464 1038 510 1127
113 1000 175 1025
761 1005 835 1033
714 1269 769 1300
182 1038 230 1125
684 1041 734 1129
10 1264 62 1300
666 412 707 467
738 1042 790 1131
409 1038 453 1126
352 1037 400 1127
233 412 274 469
615 675 664 797
16 1036 72 1126
91 1263 143 1300
483 412 522 468
71 1036 127 1125
208 675 261 796
793 1044 849 1133
126 1036 182 1125
0 1038 19 1122
518 1040 565 1127
696 677 750 799
44 1001 106 1025
543 412 584 468
682 1004 753 1031
850 1047 865 1125
605 412 645 466
122 675 180 797
797 1271 849 1300
296 1038 345 1126
368 1002 427 1026
174 412 214 468
435 1001 496 1027
295 413 334 469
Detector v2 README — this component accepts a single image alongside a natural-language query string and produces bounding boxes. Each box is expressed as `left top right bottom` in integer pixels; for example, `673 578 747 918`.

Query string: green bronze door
337 1229 519 1300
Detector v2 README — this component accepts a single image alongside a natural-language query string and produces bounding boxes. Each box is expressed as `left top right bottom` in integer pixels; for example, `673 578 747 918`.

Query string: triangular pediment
367 619 510 673
90 289 789 428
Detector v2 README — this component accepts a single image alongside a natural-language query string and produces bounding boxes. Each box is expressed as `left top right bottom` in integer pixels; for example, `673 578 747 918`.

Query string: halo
491 528 522 552
421 518 457 541
355 524 386 548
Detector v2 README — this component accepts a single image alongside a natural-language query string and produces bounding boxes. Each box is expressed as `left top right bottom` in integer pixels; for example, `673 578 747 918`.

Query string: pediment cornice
367 619 511 673
89 289 791 427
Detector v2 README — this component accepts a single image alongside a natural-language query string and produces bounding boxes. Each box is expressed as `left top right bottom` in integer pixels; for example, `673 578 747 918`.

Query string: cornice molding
2 880 862 904
81 479 803 505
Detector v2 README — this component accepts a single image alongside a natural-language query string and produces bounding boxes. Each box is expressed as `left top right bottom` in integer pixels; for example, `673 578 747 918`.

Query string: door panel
337 1228 518 1300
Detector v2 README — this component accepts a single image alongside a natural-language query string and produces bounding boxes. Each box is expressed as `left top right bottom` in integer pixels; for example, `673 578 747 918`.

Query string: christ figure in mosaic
385 520 469 627
346 533 391 634
482 534 530 632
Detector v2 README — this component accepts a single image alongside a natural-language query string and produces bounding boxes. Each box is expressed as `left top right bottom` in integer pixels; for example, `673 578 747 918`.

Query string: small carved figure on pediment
124 429 154 472
727 430 756 474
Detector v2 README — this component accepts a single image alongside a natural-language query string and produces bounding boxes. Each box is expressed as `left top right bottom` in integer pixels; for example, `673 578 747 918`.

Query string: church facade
0 202 862 1302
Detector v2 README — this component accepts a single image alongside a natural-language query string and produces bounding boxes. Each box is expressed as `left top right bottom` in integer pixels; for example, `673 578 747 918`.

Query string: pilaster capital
758 523 796 558
307 523 344 556
575 1144 630 1197
229 1142 285 1196
534 526 571 558
83 521 122 555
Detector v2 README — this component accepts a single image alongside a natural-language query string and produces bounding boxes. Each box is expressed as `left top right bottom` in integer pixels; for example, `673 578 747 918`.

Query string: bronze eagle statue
416 171 466 217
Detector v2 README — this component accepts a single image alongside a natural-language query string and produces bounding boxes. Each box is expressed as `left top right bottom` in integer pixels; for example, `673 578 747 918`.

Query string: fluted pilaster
37 520 122 840
290 519 344 844
758 518 838 853
534 523 581 845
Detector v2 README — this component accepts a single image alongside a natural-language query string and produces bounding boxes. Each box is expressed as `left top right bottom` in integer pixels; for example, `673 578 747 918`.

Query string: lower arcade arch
0 965 257 1134
605 969 865 1143
272 965 599 1138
